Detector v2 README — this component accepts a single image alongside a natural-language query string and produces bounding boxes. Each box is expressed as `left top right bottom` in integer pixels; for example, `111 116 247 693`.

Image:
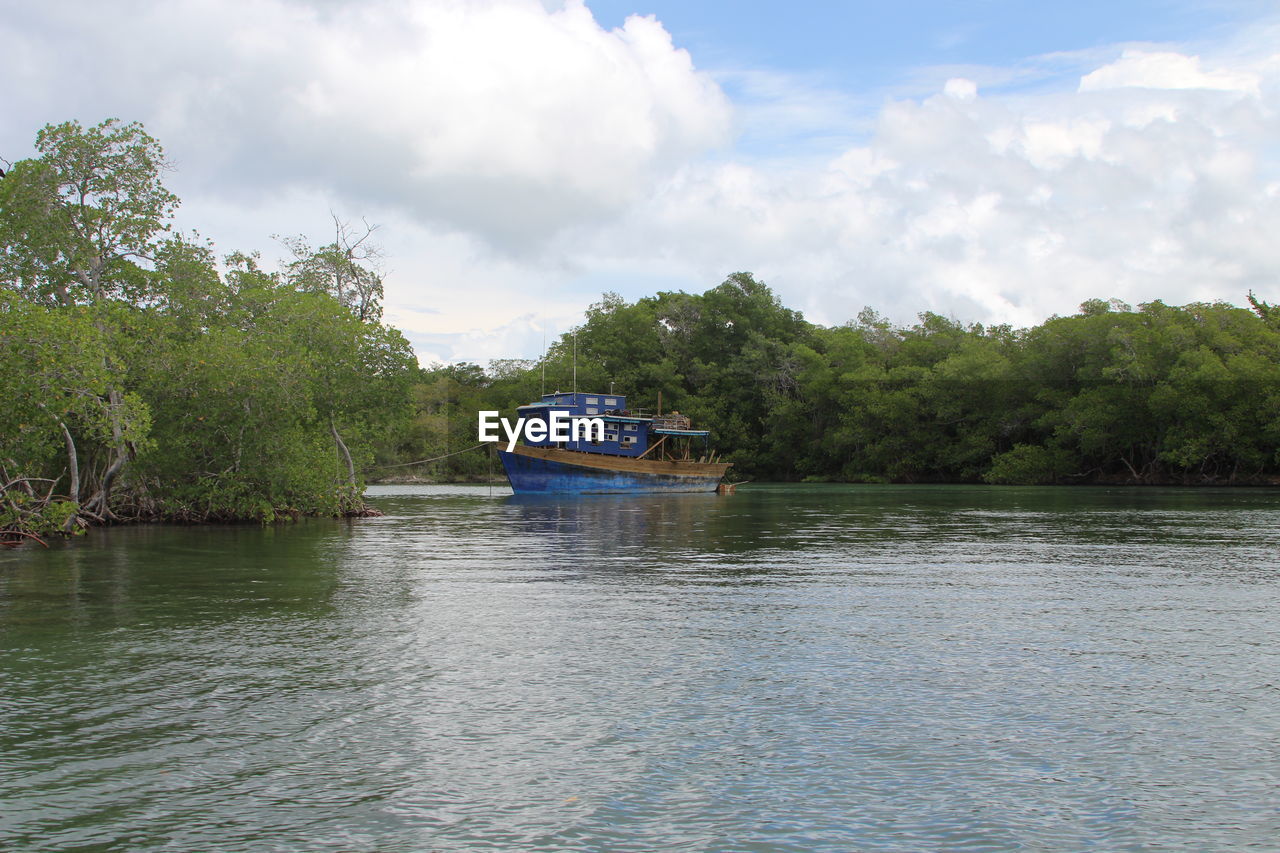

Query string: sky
2 0 1279 364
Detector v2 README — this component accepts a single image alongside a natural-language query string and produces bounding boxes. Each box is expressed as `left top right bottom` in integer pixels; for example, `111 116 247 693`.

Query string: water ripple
2 485 1279 851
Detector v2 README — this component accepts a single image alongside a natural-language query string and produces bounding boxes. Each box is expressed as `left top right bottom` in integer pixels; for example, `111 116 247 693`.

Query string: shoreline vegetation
1 119 414 547
4 119 1280 546
392 280 1280 492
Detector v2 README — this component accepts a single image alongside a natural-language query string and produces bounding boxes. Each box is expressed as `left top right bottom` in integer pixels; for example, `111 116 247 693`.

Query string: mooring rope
367 443 488 470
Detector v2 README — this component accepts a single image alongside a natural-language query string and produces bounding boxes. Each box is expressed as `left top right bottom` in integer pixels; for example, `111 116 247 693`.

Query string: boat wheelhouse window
605 398 617 405
621 436 637 445
586 397 598 404
586 407 599 415
624 424 637 431
603 432 618 442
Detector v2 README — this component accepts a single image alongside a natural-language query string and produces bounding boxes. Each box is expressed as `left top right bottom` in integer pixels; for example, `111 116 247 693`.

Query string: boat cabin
515 392 711 460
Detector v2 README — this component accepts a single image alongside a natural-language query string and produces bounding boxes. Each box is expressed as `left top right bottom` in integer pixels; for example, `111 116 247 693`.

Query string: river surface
2 484 1279 851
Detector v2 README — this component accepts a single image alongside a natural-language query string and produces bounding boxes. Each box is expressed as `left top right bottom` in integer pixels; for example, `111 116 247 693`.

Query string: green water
2 484 1279 851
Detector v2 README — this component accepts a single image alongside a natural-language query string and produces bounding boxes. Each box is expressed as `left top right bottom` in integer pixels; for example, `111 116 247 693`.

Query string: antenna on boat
572 326 577 395
540 322 546 397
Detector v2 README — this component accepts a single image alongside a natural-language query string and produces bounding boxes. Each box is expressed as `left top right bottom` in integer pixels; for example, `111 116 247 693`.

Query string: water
2 484 1279 851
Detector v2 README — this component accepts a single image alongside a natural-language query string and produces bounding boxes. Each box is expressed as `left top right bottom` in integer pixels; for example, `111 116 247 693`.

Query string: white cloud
1079 49 1261 96
943 77 978 100
0 0 730 253
560 39 1280 331
3 4 1280 362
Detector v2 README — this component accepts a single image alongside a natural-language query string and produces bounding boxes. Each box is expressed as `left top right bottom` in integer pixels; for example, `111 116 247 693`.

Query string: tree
278 215 386 323
0 119 179 522
0 118 177 307
1 119 419 536
0 288 141 536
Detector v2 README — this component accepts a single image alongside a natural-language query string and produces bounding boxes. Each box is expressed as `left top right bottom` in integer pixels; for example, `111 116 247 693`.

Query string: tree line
1 119 415 544
389 275 1280 487
5 119 1279 546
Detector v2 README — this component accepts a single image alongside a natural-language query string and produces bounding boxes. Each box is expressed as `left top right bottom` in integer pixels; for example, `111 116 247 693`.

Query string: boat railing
605 409 693 430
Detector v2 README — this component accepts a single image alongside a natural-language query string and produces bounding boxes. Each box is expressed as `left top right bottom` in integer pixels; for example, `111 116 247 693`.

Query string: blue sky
3 0 1279 363
587 0 1277 156
586 0 1267 85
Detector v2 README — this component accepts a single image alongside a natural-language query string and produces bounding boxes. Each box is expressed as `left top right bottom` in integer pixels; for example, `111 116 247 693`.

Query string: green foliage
984 445 1076 485
6 117 1279 522
0 491 82 541
1 119 417 535
395 284 1280 486
0 118 177 307
0 289 110 467
128 268 415 519
277 219 386 323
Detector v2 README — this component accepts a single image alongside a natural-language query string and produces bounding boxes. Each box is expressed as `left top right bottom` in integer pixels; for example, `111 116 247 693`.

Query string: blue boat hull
499 446 729 494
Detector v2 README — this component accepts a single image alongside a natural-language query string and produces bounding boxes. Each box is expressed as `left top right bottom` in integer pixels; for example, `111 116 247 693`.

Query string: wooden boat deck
509 444 731 479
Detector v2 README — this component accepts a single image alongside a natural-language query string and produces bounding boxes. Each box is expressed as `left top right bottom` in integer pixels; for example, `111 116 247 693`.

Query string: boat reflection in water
504 492 723 561
499 489 781 584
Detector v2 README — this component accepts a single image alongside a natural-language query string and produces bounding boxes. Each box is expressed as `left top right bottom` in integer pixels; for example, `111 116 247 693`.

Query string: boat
497 392 731 494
